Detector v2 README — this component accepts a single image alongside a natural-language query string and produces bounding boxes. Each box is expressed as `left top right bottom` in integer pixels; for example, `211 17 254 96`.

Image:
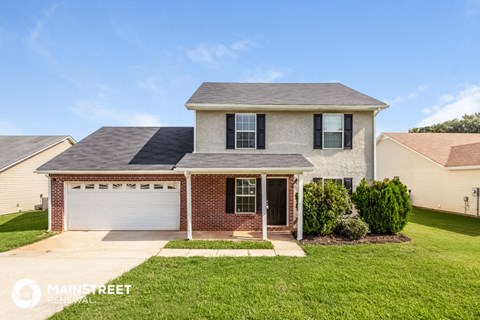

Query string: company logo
11 279 41 309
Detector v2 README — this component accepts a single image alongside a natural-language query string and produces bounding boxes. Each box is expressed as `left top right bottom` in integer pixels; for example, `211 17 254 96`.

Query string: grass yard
51 208 480 319
164 239 274 249
0 210 53 252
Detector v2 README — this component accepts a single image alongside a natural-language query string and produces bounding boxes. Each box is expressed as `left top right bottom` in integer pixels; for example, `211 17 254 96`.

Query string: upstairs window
235 114 256 149
323 114 343 149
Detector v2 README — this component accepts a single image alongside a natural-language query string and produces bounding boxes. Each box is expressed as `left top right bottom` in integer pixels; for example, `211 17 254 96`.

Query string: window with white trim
235 178 256 213
235 114 256 149
323 114 343 149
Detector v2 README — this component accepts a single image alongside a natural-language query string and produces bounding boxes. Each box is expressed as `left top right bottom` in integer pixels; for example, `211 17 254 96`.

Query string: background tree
409 113 480 133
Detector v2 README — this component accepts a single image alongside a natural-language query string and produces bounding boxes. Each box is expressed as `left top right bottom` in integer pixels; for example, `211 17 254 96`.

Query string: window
140 184 150 190
126 183 136 190
85 184 95 190
153 184 163 189
71 184 81 190
112 183 123 190
324 178 343 186
165 182 177 190
99 184 108 190
235 114 256 148
235 178 256 213
312 178 322 184
323 114 343 149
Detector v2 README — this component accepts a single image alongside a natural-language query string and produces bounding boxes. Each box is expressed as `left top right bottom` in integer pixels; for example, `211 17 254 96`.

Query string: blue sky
0 0 479 140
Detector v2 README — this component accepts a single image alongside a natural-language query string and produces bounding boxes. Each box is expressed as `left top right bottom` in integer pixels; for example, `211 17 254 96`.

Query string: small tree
351 177 411 234
301 181 351 235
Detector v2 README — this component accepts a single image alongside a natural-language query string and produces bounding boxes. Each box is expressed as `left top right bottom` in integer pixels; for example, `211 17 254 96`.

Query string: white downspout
373 109 378 180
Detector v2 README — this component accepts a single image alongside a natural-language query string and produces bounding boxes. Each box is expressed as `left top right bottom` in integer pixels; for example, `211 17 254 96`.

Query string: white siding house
0 136 75 214
377 133 480 217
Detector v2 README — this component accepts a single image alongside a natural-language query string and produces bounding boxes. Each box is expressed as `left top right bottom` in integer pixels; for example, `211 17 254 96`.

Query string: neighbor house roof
175 153 314 172
0 135 75 172
37 127 194 172
185 82 388 111
380 133 480 168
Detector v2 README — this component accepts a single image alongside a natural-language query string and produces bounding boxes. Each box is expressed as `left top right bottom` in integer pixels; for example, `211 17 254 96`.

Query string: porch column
297 174 304 240
47 175 51 231
185 172 193 240
261 173 267 240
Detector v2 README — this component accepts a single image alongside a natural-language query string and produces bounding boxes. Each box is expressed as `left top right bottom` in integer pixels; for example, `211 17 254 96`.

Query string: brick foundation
49 173 296 232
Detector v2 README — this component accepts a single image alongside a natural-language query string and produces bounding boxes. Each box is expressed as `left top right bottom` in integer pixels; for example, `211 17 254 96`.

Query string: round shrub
300 181 351 236
335 218 369 240
351 177 412 234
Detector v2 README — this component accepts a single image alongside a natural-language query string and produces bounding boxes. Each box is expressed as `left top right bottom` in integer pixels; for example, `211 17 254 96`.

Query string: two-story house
37 82 387 240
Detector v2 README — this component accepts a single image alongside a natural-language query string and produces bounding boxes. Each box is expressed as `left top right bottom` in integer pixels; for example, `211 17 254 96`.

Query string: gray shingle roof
37 127 194 172
186 82 387 107
0 136 72 172
175 153 313 170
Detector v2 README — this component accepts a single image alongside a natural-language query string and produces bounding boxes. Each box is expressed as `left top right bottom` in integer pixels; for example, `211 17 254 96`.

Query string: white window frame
322 177 344 187
323 114 344 149
234 177 256 214
235 113 256 149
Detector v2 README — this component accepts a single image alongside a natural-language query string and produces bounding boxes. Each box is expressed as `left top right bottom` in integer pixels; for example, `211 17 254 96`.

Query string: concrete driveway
0 231 185 320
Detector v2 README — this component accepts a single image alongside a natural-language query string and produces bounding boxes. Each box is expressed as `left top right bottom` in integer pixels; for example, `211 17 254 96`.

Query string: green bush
351 177 412 234
335 218 369 240
301 181 351 235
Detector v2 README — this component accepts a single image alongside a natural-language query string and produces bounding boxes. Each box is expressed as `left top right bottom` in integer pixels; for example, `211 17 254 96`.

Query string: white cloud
242 67 289 83
71 94 161 126
385 84 428 106
417 85 480 127
29 3 59 43
0 118 20 135
187 40 256 67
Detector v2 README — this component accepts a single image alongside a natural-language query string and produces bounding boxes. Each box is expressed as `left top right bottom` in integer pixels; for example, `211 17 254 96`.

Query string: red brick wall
191 174 295 231
49 173 295 232
49 174 186 232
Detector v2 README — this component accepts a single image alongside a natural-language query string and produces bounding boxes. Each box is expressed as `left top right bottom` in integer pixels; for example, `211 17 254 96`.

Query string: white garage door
66 181 180 230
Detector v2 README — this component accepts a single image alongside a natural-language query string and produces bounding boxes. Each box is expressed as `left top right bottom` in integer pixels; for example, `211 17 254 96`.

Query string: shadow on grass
411 207 480 237
0 211 47 233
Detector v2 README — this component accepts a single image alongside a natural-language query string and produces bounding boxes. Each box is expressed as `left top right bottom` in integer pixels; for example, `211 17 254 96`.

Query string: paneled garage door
66 181 180 230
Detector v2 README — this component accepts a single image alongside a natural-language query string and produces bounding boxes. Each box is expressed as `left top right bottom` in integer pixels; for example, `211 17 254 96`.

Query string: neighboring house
37 83 387 239
377 132 480 217
0 136 75 215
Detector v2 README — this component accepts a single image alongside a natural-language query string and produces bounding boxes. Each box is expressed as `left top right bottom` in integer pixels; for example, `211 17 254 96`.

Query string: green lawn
0 210 53 252
164 239 274 249
50 208 480 319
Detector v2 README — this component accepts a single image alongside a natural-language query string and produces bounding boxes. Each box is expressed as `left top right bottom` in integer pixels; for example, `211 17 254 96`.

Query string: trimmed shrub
351 177 412 234
335 218 369 240
301 181 351 235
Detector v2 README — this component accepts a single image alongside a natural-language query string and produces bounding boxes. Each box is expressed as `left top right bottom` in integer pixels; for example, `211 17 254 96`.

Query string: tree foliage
409 113 480 133
351 177 412 234
301 181 351 236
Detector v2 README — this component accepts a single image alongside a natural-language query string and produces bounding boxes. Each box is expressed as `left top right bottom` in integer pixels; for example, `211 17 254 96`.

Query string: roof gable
186 82 388 111
0 135 73 172
381 133 480 167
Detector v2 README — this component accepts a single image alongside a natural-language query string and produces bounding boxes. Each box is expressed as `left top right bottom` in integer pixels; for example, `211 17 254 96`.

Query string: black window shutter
256 178 262 212
344 114 353 149
226 114 235 149
257 114 265 149
312 178 322 184
313 114 322 149
343 178 353 194
226 178 235 213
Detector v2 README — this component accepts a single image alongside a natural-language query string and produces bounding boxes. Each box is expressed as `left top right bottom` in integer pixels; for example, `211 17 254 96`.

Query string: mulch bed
300 233 411 245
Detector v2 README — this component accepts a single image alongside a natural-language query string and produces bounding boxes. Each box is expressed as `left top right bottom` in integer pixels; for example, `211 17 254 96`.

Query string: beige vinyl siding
377 137 480 216
0 140 73 214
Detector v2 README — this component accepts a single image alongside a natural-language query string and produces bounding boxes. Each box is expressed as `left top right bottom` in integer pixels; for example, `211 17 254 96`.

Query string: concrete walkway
158 239 305 257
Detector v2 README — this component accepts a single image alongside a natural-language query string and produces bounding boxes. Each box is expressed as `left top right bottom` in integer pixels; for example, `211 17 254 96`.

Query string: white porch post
47 175 51 231
185 172 193 240
297 174 304 240
261 173 267 240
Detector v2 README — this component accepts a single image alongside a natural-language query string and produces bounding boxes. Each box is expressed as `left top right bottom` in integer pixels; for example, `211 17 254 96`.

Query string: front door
267 179 287 225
